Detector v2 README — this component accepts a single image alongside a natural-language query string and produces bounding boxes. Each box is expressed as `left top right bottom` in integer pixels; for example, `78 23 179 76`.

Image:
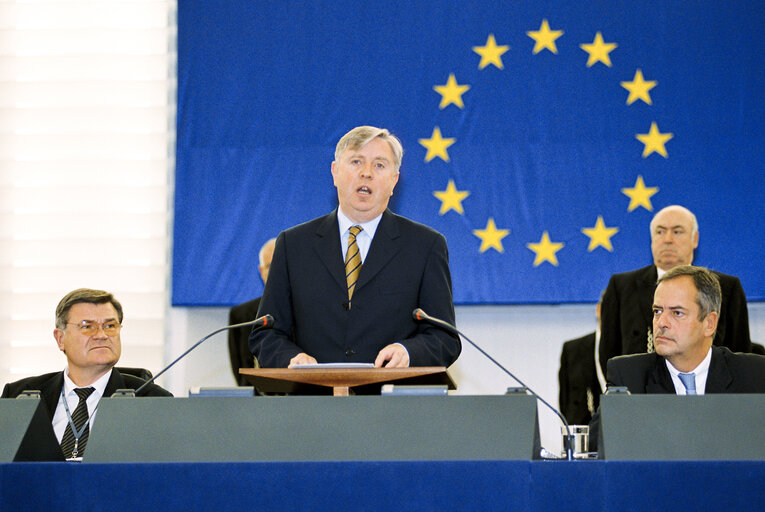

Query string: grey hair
657 265 721 320
334 126 403 172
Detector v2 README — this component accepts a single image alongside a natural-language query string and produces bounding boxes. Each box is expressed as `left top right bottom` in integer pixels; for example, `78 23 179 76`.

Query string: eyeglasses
66 321 122 336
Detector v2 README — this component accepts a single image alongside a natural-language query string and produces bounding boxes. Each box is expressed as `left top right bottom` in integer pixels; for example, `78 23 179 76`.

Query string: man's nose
358 162 373 177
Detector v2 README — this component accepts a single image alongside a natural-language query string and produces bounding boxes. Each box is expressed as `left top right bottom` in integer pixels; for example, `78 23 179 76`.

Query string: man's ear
703 311 719 338
54 329 65 352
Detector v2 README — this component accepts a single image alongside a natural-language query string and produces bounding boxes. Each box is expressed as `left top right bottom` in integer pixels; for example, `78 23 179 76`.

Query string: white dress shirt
51 367 113 442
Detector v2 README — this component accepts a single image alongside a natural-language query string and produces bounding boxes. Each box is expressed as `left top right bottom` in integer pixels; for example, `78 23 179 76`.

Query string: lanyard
61 387 99 459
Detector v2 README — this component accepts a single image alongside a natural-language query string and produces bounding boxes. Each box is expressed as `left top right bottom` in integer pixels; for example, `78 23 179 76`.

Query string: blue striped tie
60 387 95 457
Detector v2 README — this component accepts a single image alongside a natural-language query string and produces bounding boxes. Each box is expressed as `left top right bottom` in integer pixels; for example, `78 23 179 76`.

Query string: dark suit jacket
2 368 171 460
250 209 461 368
228 297 260 385
599 264 751 372
558 332 601 425
2 368 172 406
589 346 765 447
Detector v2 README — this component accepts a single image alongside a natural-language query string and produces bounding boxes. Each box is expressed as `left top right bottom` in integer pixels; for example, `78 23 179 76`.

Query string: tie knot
677 372 696 395
74 387 95 400
349 225 362 238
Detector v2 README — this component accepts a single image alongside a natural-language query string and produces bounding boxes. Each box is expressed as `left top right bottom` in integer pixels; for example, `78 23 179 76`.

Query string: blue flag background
173 1 764 306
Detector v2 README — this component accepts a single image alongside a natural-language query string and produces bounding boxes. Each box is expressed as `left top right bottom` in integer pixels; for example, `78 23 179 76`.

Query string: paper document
291 363 375 369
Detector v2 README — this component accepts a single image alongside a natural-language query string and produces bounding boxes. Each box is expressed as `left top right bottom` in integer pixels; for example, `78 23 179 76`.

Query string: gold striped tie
345 225 363 305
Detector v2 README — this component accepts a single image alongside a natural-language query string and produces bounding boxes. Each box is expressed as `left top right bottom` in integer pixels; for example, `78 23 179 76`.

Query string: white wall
162 302 765 455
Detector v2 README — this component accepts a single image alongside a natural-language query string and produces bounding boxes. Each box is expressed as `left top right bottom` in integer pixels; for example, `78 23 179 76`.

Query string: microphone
412 308 575 461
132 314 274 395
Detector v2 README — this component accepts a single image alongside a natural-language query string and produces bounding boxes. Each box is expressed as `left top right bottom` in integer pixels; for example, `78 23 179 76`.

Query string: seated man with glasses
1 288 171 460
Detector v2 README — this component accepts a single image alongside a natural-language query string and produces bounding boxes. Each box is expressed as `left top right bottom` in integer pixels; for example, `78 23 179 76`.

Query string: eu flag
173 1 764 305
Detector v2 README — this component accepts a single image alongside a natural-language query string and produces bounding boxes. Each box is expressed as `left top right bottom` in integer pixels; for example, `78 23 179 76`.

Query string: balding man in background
228 237 276 385
598 205 751 373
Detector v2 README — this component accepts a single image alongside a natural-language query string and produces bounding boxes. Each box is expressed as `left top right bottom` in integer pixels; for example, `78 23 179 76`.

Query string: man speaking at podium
250 126 461 369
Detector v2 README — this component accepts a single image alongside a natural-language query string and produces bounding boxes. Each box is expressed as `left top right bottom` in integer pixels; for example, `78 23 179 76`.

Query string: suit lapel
704 347 733 393
104 369 127 397
355 210 401 292
313 210 347 292
645 354 675 393
40 372 65 418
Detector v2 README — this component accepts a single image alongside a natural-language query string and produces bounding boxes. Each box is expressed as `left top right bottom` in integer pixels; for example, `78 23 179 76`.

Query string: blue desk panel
2 461 763 512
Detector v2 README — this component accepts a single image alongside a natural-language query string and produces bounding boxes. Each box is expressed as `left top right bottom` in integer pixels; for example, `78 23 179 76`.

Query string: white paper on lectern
290 363 375 369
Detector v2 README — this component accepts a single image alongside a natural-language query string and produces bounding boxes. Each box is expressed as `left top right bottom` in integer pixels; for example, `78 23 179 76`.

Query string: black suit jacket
558 332 601 425
250 209 461 368
2 369 171 460
2 368 172 407
228 297 260 385
589 346 765 446
599 264 751 371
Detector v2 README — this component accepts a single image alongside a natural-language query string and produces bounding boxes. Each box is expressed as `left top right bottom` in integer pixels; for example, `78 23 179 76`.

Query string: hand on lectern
289 352 318 367
374 344 410 368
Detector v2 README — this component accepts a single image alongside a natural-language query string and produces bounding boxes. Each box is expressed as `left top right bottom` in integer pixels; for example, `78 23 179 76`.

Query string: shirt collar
664 346 713 393
63 366 113 400
337 207 383 240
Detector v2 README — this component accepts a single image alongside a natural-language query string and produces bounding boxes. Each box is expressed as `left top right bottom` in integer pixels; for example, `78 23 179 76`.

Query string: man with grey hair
250 126 461 369
589 266 765 447
228 237 276 384
598 205 751 373
2 288 171 460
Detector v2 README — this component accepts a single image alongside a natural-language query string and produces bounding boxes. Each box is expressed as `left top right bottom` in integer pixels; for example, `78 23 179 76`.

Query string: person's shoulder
284 211 335 236
611 264 654 282
384 210 443 239
607 351 657 372
715 346 765 370
709 269 744 290
1 371 60 398
563 331 596 349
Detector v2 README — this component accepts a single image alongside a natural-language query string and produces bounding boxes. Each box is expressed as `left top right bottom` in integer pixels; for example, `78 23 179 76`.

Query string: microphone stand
133 315 273 395
413 309 575 460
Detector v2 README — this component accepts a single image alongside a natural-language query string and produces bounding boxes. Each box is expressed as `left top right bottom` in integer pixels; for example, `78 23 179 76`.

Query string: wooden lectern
240 366 455 396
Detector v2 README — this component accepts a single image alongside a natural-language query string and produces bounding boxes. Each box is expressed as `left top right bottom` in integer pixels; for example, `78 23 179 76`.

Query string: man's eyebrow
78 317 119 323
654 224 687 231
653 304 687 311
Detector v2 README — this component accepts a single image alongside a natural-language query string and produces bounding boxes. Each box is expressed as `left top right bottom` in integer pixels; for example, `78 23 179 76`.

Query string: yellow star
526 231 565 267
579 31 618 67
581 216 620 252
621 175 659 212
418 127 456 163
472 34 510 70
621 69 657 105
433 179 470 215
473 218 510 253
433 73 471 109
636 122 673 158
526 19 564 54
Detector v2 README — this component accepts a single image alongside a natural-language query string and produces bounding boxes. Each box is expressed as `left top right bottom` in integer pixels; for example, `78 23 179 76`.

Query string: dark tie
677 372 697 395
60 387 96 458
345 225 363 305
